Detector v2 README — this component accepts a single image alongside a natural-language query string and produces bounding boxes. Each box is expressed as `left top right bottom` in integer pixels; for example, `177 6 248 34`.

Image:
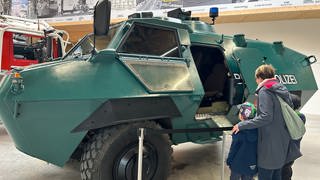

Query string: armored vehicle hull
0 2 317 180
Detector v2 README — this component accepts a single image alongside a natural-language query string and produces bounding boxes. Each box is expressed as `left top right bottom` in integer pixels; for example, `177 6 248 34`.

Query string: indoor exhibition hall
0 0 319 180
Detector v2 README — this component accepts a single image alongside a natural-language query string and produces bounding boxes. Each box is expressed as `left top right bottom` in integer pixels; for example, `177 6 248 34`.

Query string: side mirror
94 0 111 36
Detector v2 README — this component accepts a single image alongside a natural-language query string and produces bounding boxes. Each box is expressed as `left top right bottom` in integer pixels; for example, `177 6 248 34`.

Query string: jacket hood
256 78 291 101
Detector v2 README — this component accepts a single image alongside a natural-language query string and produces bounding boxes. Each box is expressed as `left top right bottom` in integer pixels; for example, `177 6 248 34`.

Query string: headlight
11 72 24 94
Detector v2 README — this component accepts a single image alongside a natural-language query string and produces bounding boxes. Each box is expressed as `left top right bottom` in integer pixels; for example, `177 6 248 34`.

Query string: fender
72 96 181 132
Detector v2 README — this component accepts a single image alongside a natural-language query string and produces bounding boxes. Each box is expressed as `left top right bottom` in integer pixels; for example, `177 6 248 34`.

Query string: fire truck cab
0 15 69 71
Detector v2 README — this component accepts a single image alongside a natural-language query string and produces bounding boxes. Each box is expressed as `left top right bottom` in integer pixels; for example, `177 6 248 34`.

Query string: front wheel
80 121 172 180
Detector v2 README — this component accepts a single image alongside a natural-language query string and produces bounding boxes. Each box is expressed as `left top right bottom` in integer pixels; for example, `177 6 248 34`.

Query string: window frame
120 56 194 93
116 22 182 58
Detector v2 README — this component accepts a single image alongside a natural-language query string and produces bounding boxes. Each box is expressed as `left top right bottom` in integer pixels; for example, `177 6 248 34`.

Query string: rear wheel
80 121 172 180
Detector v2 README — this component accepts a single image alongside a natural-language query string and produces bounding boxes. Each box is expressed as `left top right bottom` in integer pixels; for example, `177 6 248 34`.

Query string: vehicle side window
118 23 181 57
70 38 93 60
63 35 95 61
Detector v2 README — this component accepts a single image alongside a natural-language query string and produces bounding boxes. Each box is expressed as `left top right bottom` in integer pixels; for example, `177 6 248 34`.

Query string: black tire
80 121 172 180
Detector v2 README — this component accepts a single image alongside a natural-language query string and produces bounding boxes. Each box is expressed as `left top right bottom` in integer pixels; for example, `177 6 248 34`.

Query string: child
282 94 306 180
227 102 258 180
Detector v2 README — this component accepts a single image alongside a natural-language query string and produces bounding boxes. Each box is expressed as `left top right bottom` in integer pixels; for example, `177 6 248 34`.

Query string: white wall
215 19 320 115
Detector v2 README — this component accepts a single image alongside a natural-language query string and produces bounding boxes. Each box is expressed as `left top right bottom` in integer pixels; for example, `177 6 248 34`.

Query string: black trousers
282 161 294 180
258 167 282 180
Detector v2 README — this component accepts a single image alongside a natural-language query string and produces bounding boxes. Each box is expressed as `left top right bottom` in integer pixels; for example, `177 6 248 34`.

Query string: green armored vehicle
0 1 318 179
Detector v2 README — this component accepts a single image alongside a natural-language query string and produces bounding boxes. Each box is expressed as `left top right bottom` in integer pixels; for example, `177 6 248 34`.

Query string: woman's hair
255 64 275 80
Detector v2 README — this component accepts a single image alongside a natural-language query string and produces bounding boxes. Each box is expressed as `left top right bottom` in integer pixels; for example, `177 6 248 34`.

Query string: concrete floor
0 115 319 180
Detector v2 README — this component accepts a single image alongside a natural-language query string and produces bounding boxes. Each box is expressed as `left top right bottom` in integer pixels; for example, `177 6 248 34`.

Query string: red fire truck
0 15 69 71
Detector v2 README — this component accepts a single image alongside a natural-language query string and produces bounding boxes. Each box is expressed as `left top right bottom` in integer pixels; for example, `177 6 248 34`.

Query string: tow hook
11 71 24 94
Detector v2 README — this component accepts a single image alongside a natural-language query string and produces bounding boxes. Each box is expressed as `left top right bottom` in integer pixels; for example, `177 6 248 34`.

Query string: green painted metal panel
0 51 153 165
234 40 318 94
234 47 266 93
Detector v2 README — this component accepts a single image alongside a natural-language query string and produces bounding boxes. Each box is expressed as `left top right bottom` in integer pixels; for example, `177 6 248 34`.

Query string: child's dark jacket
227 129 258 175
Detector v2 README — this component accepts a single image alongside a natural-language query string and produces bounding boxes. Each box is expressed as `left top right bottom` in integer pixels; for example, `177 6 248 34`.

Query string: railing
137 126 233 180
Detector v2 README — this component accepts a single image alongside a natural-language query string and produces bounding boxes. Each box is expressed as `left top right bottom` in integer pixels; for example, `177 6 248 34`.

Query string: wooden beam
50 5 320 44
53 21 93 46
206 5 320 24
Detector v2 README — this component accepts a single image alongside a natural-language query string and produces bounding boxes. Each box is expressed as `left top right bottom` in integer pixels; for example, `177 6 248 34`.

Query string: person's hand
232 124 240 134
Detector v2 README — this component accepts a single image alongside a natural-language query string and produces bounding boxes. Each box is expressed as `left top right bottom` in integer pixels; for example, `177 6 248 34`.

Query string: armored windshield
63 25 120 61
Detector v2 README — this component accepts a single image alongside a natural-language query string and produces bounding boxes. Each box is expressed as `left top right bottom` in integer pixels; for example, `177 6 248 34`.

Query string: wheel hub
113 143 158 180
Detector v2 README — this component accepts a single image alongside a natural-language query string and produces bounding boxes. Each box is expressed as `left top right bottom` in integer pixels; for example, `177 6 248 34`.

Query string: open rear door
233 45 318 107
233 47 266 93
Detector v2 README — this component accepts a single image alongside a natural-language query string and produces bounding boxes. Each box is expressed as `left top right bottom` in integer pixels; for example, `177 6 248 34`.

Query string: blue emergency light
209 7 219 18
209 7 219 24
